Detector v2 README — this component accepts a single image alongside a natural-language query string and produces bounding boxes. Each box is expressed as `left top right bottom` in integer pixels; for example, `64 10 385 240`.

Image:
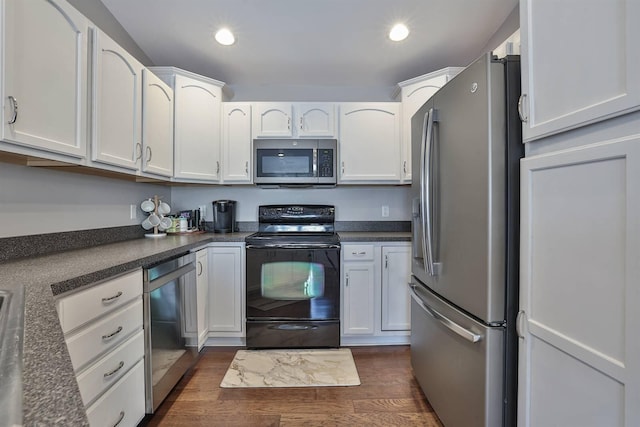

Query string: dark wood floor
144 345 443 426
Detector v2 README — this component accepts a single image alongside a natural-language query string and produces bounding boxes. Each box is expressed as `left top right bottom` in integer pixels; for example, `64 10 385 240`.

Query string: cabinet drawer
86 358 145 427
343 245 375 261
66 299 143 372
57 269 142 334
76 330 144 407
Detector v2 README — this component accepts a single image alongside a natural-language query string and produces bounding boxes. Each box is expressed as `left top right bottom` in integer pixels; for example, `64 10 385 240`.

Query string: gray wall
66 0 153 65
0 163 170 238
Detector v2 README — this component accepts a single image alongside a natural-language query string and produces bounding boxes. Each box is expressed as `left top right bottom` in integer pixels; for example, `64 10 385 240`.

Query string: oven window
257 149 313 177
261 261 325 300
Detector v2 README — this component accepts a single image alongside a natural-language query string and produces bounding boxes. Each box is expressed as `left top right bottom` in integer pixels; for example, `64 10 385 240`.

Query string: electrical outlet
382 205 389 217
130 204 137 220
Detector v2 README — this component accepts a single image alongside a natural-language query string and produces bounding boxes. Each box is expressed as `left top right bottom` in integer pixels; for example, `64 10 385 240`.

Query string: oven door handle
246 243 341 249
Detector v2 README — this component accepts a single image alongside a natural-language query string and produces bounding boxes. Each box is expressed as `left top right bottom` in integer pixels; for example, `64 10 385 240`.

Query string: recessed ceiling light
215 28 235 46
389 23 409 42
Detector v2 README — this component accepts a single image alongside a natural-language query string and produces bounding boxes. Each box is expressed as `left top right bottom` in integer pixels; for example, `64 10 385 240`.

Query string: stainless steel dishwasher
143 252 198 414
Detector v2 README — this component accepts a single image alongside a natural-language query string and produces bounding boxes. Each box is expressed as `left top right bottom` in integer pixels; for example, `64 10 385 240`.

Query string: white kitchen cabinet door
342 262 376 335
381 245 411 331
342 244 376 335
195 249 209 349
339 103 401 183
252 103 293 138
91 29 143 172
397 68 462 183
296 103 336 137
518 136 640 426
519 0 640 143
141 69 174 178
2 0 88 160
208 246 244 335
171 72 223 182
222 103 252 183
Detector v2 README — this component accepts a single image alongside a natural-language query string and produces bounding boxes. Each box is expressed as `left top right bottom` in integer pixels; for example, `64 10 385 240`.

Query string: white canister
179 217 188 232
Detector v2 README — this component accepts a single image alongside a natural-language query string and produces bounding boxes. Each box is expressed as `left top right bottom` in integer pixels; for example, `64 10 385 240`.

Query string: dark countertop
0 230 408 425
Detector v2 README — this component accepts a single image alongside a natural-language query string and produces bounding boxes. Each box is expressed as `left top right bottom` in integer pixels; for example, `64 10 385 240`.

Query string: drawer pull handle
103 361 125 378
113 411 125 427
102 291 123 304
352 251 366 255
102 326 123 340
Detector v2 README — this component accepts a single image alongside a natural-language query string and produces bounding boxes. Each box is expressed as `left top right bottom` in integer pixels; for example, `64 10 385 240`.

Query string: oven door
246 246 340 321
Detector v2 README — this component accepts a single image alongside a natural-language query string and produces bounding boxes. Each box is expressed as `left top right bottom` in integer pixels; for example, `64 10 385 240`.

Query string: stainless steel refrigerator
409 53 522 427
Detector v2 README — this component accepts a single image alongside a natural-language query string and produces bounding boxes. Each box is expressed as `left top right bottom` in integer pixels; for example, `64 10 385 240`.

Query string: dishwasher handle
409 283 482 343
145 262 195 292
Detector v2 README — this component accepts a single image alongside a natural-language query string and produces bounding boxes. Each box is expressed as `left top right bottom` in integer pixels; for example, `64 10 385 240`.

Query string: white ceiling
101 0 518 91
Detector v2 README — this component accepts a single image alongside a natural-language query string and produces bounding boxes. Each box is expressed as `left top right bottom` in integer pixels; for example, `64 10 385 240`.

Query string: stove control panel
258 205 335 224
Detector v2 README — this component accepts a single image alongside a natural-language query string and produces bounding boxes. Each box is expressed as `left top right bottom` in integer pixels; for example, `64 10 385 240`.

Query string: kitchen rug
220 348 361 388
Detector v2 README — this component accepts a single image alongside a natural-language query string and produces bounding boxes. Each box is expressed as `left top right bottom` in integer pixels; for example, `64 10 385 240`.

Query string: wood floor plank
142 345 443 427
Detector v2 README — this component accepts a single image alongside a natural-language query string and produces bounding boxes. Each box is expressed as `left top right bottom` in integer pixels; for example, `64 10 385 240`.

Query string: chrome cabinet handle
518 94 528 123
245 161 249 175
7 96 18 124
103 361 125 378
299 117 304 131
351 251 366 256
101 291 123 304
216 161 220 175
516 310 526 339
385 254 388 269
134 143 142 161
112 411 125 427
287 117 291 130
403 160 407 174
145 146 152 164
341 161 345 175
102 326 123 340
345 274 349 287
197 261 203 276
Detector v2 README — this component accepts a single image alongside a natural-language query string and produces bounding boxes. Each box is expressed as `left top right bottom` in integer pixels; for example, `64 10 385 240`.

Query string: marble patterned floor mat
220 348 361 388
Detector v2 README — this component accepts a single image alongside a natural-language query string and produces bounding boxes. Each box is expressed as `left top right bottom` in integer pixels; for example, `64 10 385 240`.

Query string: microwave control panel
318 149 334 177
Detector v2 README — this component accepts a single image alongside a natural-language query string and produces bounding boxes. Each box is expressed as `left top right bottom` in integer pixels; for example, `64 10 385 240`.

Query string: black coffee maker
212 200 237 233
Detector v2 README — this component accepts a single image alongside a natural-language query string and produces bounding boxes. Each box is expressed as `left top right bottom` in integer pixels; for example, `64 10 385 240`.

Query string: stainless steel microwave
253 139 337 186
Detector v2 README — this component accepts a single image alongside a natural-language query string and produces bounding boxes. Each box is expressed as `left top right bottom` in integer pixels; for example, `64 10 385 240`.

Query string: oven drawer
246 320 340 349
342 244 374 261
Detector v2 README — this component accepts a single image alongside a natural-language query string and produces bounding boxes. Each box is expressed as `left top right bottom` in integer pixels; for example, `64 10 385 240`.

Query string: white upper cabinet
150 67 224 183
141 69 173 178
338 102 401 183
252 102 336 138
2 0 89 160
396 68 463 183
520 0 640 142
222 103 252 183
91 29 143 172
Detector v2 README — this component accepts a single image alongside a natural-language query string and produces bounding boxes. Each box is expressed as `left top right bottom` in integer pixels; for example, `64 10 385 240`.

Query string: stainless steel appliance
409 53 522 427
245 205 341 348
212 200 237 233
143 253 198 413
253 139 337 187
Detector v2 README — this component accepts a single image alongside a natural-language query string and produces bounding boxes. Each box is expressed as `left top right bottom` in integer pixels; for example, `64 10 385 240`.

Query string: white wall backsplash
170 185 412 222
0 163 170 238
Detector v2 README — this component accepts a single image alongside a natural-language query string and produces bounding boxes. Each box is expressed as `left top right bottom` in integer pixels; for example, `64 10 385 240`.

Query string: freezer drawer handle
410 286 482 343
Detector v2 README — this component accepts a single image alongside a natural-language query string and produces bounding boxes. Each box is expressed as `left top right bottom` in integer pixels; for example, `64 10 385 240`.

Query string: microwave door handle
313 148 318 177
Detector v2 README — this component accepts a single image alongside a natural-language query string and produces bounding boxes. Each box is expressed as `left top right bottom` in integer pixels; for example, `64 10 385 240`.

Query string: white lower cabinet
85 359 145 427
207 244 245 341
381 245 411 331
341 242 411 345
518 136 640 426
56 269 145 426
342 245 376 335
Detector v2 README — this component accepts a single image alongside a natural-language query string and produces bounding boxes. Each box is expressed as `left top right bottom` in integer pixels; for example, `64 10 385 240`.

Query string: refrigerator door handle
420 108 441 276
410 284 482 343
